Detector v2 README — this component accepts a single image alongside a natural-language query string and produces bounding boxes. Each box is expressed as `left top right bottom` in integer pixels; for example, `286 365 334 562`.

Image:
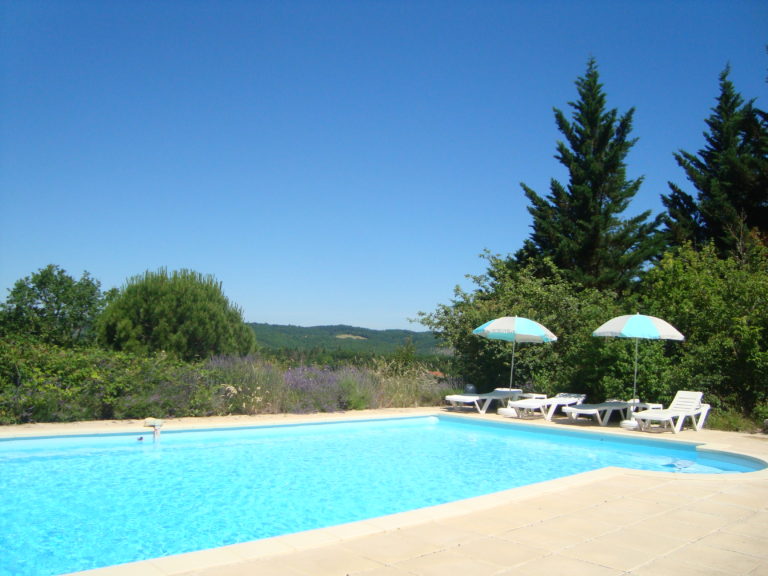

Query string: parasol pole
632 338 639 400
509 339 517 390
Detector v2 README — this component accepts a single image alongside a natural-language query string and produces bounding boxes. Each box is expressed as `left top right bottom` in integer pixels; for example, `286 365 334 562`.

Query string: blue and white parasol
592 313 684 400
473 316 557 389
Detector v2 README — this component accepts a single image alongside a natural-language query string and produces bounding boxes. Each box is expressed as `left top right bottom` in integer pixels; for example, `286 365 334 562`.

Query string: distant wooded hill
249 323 442 356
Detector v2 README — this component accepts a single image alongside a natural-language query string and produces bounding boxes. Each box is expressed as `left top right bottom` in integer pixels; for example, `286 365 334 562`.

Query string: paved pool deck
3 408 768 576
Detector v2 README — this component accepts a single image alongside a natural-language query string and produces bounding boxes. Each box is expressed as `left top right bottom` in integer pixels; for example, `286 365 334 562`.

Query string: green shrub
98 269 256 361
338 374 373 410
0 339 478 425
707 408 763 432
206 356 284 414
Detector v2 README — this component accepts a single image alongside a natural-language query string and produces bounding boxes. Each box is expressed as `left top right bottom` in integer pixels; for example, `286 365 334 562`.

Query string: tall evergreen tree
662 66 768 254
517 59 662 292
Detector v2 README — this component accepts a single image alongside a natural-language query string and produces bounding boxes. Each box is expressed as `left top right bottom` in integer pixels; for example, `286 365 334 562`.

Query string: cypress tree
517 58 662 292
662 66 768 254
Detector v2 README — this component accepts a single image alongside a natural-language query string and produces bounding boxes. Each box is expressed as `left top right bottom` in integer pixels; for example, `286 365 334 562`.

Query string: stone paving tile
696 531 768 560
630 513 721 541
516 490 613 514
339 530 444 564
434 505 538 535
723 510 768 536
500 521 595 550
538 514 618 540
718 485 768 509
631 555 744 576
659 507 737 531
471 536 551 565
446 535 546 567
686 497 757 521
476 500 564 526
749 563 768 576
395 521 484 548
348 565 421 576
274 545 385 576
560 539 658 572
584 496 667 525
392 549 501 576
665 541 766 575
499 553 623 575
630 483 722 505
586 525 689 555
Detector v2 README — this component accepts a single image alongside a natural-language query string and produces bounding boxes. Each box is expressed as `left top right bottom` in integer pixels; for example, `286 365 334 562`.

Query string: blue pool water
0 415 764 576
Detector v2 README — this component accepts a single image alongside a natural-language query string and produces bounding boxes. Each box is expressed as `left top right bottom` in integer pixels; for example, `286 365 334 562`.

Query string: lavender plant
283 366 344 413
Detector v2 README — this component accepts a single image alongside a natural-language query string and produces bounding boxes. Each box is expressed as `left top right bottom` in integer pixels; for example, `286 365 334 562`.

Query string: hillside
249 323 441 356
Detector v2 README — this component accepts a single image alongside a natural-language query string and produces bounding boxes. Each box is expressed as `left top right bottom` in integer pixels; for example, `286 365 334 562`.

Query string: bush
98 269 256 361
370 357 453 407
707 408 763 432
0 338 456 424
0 339 218 423
206 355 284 414
420 256 624 399
639 243 768 417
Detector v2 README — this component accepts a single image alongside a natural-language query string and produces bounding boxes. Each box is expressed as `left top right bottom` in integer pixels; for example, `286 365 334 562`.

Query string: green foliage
517 58 663 292
420 255 623 398
706 408 763 433
0 339 454 425
207 356 284 414
98 269 256 361
419 245 766 416
0 338 214 424
638 242 768 416
663 66 768 255
369 356 450 408
0 264 107 347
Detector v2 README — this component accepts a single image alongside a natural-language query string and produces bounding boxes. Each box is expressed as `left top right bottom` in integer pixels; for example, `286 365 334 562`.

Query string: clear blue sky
1 1 766 330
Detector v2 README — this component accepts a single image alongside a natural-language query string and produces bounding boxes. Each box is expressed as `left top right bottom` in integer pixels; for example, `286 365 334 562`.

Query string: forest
1 59 766 429
249 323 441 357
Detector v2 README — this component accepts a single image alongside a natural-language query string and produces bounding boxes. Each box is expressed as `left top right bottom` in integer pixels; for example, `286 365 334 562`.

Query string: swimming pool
0 415 763 576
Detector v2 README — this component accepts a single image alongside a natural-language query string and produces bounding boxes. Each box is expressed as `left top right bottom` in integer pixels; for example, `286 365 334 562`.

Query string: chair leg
694 406 710 430
595 411 604 426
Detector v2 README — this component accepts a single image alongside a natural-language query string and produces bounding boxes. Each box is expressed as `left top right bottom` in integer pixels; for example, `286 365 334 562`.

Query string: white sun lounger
562 400 634 426
498 393 586 421
444 388 523 414
633 390 711 433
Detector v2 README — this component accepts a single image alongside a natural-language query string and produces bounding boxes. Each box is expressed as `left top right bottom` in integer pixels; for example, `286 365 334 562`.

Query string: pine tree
517 58 662 292
662 66 768 254
98 269 256 361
